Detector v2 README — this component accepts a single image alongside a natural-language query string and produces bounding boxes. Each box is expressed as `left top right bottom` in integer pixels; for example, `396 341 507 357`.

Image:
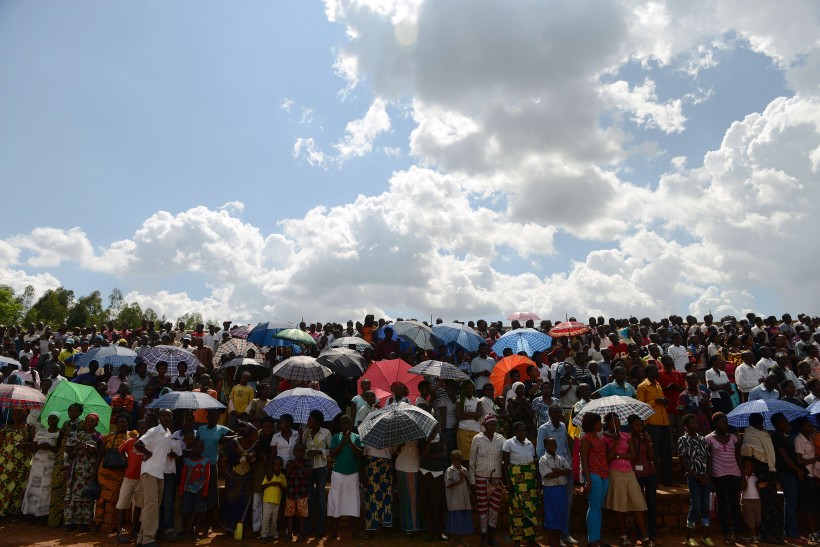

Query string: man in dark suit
579 361 608 391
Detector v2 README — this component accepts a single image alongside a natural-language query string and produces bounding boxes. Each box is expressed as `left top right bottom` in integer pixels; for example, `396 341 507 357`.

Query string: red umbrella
507 311 541 322
0 384 46 409
489 354 536 395
548 321 591 337
361 359 421 404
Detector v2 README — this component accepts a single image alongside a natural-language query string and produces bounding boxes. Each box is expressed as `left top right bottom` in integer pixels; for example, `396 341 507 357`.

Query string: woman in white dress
22 412 61 524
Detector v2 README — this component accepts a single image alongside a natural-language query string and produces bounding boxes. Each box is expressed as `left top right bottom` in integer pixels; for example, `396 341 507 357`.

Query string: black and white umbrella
408 360 470 381
358 402 438 450
272 356 332 383
571 395 654 426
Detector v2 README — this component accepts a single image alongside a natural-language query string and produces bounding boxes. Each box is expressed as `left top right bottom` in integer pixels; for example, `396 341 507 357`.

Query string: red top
658 368 685 415
586 433 611 479
118 436 144 480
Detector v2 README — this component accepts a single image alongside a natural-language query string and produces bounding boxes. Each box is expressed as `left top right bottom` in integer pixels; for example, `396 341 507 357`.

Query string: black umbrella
215 357 271 382
317 347 366 378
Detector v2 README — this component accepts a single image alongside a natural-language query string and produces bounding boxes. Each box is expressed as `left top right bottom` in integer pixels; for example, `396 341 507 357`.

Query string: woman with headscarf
63 413 103 531
740 412 784 543
22 411 61 524
0 408 35 517
456 380 482 462
94 413 134 533
220 421 258 534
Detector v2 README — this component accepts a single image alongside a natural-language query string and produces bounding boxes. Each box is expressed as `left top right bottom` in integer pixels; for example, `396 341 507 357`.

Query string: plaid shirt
285 456 311 499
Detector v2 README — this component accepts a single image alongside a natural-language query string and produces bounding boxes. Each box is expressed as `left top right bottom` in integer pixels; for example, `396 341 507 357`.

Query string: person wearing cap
469 414 505 546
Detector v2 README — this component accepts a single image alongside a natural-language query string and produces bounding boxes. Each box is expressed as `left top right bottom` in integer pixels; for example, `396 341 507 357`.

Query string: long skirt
49 459 68 526
397 470 426 532
22 451 56 517
507 463 539 541
0 430 32 515
475 475 503 533
457 428 478 459
95 466 126 530
64 456 97 525
220 470 254 531
364 457 393 530
543 485 568 530
327 471 360 518
752 457 783 537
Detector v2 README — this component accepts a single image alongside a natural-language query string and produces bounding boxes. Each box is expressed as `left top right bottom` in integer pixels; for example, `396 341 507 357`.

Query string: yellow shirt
59 349 79 377
637 379 670 426
261 473 287 504
229 384 255 414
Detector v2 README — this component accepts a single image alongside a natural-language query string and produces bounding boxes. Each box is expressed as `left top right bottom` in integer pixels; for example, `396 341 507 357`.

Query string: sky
0 0 819 325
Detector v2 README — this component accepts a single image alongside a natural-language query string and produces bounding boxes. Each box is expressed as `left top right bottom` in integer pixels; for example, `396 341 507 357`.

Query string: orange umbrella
489 354 536 395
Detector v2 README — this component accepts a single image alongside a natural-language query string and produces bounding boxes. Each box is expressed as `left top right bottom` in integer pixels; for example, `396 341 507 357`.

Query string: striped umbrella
137 345 201 376
0 384 46 409
432 323 486 352
263 387 341 424
272 356 332 382
408 360 470 381
729 399 809 430
358 402 438 449
571 395 654 426
492 328 552 356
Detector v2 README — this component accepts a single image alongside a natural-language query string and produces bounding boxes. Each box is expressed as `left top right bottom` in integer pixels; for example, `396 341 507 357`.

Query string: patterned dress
364 455 393 531
0 423 35 515
22 427 59 517
49 420 82 527
94 431 131 530
64 429 102 525
220 438 257 531
507 462 540 541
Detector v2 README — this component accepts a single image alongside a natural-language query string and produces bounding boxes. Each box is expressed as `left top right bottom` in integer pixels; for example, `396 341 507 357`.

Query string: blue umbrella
432 323 486 352
247 321 294 347
491 328 552 356
727 399 809 430
263 387 341 424
73 346 138 370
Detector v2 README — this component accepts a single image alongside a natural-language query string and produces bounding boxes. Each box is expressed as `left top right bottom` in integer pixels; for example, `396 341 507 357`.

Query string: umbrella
330 336 372 352
216 358 271 382
432 323 486 352
389 320 441 351
408 360 470 382
40 381 111 434
361 359 422 403
274 328 318 347
0 356 21 369
247 321 294 347
508 311 541 322
138 345 201 376
147 391 226 410
317 348 366 378
358 402 438 450
272 356 332 382
228 324 252 339
213 338 265 365
72 346 138 369
263 387 342 424
0 384 46 409
571 395 654 426
728 399 809 430
549 321 591 338
489 354 536 395
492 328 552 356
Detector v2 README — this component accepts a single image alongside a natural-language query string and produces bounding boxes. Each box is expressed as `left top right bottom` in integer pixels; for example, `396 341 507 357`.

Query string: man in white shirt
470 343 495 391
134 408 176 547
667 333 690 373
756 347 776 377
587 336 604 363
734 351 763 402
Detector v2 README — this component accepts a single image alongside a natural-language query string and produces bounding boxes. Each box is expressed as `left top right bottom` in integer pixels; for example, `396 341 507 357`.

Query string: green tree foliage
176 312 203 328
24 287 74 327
116 302 143 328
0 285 23 325
66 290 109 328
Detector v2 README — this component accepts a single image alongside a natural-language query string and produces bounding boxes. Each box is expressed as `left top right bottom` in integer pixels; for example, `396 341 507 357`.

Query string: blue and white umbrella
147 391 226 411
727 399 809 430
263 387 341 424
137 345 201 376
492 328 552 356
432 323 486 352
73 346 138 370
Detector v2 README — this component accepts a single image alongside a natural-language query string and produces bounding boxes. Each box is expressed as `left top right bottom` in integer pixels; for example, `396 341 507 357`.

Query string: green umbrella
273 328 318 346
40 381 111 434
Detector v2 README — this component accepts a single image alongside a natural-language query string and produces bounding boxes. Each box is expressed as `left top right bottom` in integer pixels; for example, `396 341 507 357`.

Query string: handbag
102 447 128 469
82 479 102 500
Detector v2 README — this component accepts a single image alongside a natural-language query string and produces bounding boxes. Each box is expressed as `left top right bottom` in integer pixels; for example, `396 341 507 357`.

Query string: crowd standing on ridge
1 312 820 547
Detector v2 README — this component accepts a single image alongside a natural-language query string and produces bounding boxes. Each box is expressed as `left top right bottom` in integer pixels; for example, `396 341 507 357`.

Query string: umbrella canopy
272 356 332 382
571 395 654 426
0 356 21 369
507 311 541 322
138 345 201 376
0 384 46 409
147 391 226 411
492 328 552 356
274 328 318 347
728 399 809 430
361 359 422 403
247 321 294 347
432 323 486 352
40 381 111 433
263 387 341 424
408 360 470 382
549 321 591 338
358 402 438 450
317 348 366 378
216 358 271 381
489 354 536 395
213 338 266 365
228 324 252 339
329 336 373 352
73 346 138 370
390 320 441 351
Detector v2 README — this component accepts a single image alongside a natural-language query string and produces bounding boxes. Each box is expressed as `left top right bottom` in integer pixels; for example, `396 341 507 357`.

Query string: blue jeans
586 474 609 542
160 472 176 532
306 466 328 534
779 472 799 538
687 476 711 527
637 474 658 539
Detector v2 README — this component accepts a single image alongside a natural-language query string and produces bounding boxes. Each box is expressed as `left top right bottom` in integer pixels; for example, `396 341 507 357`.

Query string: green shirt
330 432 363 475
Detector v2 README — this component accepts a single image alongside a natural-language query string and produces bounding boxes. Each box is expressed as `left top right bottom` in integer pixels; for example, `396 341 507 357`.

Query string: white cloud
600 78 687 133
293 137 330 169
333 97 391 161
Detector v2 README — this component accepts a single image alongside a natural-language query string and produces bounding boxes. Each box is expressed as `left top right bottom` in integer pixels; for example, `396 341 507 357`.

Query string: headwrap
482 413 497 426
49 411 62 419
511 381 525 394
86 412 99 424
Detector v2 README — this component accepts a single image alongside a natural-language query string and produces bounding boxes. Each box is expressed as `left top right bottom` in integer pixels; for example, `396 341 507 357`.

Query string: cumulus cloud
333 97 391 161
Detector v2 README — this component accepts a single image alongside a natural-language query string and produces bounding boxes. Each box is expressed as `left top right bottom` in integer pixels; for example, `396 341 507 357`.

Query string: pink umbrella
507 311 541 322
360 359 422 404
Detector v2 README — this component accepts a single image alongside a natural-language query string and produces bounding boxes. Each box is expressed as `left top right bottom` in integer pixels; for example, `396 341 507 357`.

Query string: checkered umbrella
389 320 441 351
137 345 201 376
0 384 46 409
73 346 138 370
263 387 341 424
728 399 809 430
146 390 226 411
272 356 332 382
216 357 271 382
213 338 265 366
492 328 552 356
432 323 486 352
571 395 654 426
358 402 438 450
408 360 470 381
329 336 372 352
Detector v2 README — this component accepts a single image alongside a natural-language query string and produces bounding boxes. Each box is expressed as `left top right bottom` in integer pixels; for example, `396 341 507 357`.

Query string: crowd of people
1 312 820 547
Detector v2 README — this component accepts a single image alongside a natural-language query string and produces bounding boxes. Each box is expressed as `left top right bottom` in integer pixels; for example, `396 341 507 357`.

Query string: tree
107 288 124 317
17 285 35 319
66 291 108 329
143 308 158 322
0 285 23 325
176 312 203 328
24 287 74 327
116 302 143 328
